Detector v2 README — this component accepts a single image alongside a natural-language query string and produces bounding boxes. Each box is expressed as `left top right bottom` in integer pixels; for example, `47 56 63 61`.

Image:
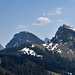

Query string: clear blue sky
0 0 75 47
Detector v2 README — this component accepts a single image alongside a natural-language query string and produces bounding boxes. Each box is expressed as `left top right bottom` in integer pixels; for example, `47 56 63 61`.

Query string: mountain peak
6 31 44 48
44 37 50 43
60 24 75 31
20 31 28 33
51 24 75 43
61 24 70 28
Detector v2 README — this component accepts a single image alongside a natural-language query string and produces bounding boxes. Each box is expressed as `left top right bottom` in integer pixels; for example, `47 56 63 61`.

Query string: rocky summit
51 24 75 43
43 24 75 58
6 31 44 48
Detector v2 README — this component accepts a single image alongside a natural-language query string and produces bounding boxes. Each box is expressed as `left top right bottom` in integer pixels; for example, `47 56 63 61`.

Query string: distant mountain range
0 24 75 75
44 37 50 43
5 24 75 58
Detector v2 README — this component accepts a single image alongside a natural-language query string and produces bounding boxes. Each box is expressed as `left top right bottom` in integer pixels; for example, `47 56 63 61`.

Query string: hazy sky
0 0 75 47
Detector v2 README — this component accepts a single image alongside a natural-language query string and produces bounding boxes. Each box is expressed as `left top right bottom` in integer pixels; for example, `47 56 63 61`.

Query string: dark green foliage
1 42 75 75
0 52 74 75
0 69 4 75
0 54 50 75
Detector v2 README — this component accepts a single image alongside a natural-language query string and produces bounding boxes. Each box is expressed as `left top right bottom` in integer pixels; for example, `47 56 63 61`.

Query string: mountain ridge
43 24 75 59
0 24 75 75
51 24 75 43
6 31 44 48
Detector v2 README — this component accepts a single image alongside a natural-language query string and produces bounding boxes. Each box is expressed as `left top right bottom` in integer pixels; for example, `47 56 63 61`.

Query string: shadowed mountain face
51 24 75 43
42 24 75 58
44 37 50 43
0 44 4 50
6 31 44 48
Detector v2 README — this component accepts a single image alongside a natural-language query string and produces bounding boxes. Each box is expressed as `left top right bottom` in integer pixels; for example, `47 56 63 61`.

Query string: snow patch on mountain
57 49 62 54
43 43 58 51
49 43 53 46
67 50 74 54
21 47 36 56
43 44 47 46
43 43 63 54
51 44 58 50
31 44 35 48
68 27 75 31
20 47 43 58
43 43 53 48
